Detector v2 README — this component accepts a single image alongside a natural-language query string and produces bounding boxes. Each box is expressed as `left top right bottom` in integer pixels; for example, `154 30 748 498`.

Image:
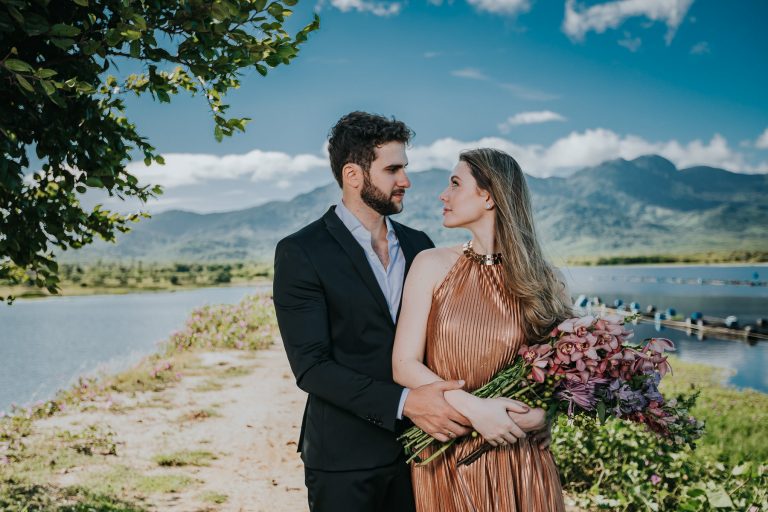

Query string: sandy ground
34 344 308 511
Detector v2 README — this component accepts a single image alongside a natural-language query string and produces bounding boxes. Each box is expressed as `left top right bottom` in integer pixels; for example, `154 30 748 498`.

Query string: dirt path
34 344 308 511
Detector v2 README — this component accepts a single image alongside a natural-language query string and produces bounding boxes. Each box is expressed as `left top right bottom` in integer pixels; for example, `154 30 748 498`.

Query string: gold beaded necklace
462 240 502 266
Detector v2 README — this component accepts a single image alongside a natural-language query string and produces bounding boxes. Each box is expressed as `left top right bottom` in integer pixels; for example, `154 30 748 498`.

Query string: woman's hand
507 407 547 433
463 397 530 447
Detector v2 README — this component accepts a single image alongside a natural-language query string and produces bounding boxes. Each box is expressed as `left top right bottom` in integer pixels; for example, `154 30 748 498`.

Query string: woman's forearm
443 389 479 420
393 359 444 389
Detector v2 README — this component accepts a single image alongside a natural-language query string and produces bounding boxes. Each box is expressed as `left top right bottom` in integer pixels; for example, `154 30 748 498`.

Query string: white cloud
563 0 694 44
408 129 751 177
618 31 642 52
755 128 768 149
498 111 566 133
466 0 530 15
745 162 768 174
451 68 489 80
330 0 401 16
690 41 710 54
126 149 328 188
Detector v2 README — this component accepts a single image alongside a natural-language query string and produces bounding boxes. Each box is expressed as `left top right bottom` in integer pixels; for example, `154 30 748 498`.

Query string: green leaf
123 29 142 41
23 13 49 36
4 58 33 73
50 23 82 37
40 80 56 96
105 28 122 46
255 64 267 76
85 177 104 187
705 487 734 508
7 6 23 24
80 40 101 55
75 185 87 193
214 125 223 142
731 462 750 476
36 68 58 79
72 0 89 5
15 75 34 92
51 38 77 50
254 0 268 11
597 401 606 423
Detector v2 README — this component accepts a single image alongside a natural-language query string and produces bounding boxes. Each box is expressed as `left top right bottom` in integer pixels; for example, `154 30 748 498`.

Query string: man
273 112 471 511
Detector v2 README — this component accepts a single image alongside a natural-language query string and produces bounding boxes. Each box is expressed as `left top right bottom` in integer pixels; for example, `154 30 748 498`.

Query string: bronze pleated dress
411 243 565 512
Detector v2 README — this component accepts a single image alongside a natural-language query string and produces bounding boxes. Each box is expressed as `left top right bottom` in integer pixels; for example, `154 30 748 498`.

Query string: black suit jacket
273 206 434 471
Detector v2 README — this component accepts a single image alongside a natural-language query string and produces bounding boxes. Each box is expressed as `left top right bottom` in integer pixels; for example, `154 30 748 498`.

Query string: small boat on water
573 295 768 343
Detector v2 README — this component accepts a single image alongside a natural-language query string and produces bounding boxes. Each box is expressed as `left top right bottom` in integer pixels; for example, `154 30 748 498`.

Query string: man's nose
398 170 411 188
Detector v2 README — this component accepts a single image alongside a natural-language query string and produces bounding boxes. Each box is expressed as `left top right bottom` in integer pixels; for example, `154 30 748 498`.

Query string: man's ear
342 163 363 189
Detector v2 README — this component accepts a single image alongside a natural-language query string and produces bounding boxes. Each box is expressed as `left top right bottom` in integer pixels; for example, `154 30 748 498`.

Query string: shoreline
0 279 272 302
4 261 766 301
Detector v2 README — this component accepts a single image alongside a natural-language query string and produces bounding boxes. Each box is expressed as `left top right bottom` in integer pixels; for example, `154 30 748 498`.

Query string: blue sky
102 0 768 213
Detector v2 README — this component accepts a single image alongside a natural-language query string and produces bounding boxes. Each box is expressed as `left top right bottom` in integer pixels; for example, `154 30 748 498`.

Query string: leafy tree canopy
0 0 319 303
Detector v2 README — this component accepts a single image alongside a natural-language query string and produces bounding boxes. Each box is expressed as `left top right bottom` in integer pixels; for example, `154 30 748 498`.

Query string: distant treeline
0 261 273 298
567 250 768 266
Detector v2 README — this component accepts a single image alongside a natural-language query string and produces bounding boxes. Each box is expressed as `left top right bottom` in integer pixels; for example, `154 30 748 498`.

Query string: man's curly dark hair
327 111 414 187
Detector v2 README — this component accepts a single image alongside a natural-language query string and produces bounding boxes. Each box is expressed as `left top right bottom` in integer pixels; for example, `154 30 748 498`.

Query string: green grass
175 408 222 423
153 450 218 467
79 465 198 496
192 379 224 392
198 491 229 504
565 250 768 266
0 261 273 299
0 480 151 512
660 357 768 466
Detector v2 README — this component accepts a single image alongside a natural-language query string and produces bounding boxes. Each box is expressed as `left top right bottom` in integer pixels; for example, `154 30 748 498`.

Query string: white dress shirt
334 200 410 420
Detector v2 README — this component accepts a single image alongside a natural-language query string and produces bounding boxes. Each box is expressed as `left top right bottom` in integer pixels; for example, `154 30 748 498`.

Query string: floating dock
575 296 768 343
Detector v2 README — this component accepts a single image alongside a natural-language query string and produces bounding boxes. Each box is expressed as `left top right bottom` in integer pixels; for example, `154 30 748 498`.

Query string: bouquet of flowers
399 313 704 466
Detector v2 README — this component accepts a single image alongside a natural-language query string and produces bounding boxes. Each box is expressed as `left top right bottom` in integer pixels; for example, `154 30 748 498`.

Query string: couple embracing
273 111 571 512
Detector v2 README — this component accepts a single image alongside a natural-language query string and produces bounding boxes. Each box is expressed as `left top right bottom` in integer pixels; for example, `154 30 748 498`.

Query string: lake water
560 264 768 392
1 265 767 414
0 285 267 414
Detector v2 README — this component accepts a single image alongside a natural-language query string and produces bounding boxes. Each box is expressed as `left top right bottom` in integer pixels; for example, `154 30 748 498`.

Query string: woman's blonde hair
459 148 571 342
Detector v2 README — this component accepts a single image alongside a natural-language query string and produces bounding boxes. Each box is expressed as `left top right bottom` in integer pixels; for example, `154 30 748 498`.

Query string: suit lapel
323 207 393 325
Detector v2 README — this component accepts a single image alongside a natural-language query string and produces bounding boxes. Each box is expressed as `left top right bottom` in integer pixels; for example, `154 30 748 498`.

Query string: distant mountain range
62 155 768 263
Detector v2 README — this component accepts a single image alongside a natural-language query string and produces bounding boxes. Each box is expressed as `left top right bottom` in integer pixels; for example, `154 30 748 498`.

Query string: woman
392 148 571 511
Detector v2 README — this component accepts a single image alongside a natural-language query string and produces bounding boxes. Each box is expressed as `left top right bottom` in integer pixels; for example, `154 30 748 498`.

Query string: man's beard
361 172 404 216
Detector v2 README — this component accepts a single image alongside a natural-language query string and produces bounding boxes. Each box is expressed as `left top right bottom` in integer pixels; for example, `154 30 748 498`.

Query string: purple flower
555 377 608 415
650 474 662 486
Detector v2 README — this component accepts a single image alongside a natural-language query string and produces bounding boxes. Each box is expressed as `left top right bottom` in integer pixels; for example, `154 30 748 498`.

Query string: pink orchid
556 315 595 335
644 338 675 354
519 344 553 383
634 352 673 377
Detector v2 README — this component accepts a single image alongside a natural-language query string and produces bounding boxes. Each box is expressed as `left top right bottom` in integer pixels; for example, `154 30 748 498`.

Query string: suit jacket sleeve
273 237 405 432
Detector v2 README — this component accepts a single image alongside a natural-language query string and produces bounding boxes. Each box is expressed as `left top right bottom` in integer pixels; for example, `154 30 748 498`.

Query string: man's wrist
396 388 410 420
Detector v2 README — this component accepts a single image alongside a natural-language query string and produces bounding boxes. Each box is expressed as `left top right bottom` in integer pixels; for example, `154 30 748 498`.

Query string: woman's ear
481 189 494 208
